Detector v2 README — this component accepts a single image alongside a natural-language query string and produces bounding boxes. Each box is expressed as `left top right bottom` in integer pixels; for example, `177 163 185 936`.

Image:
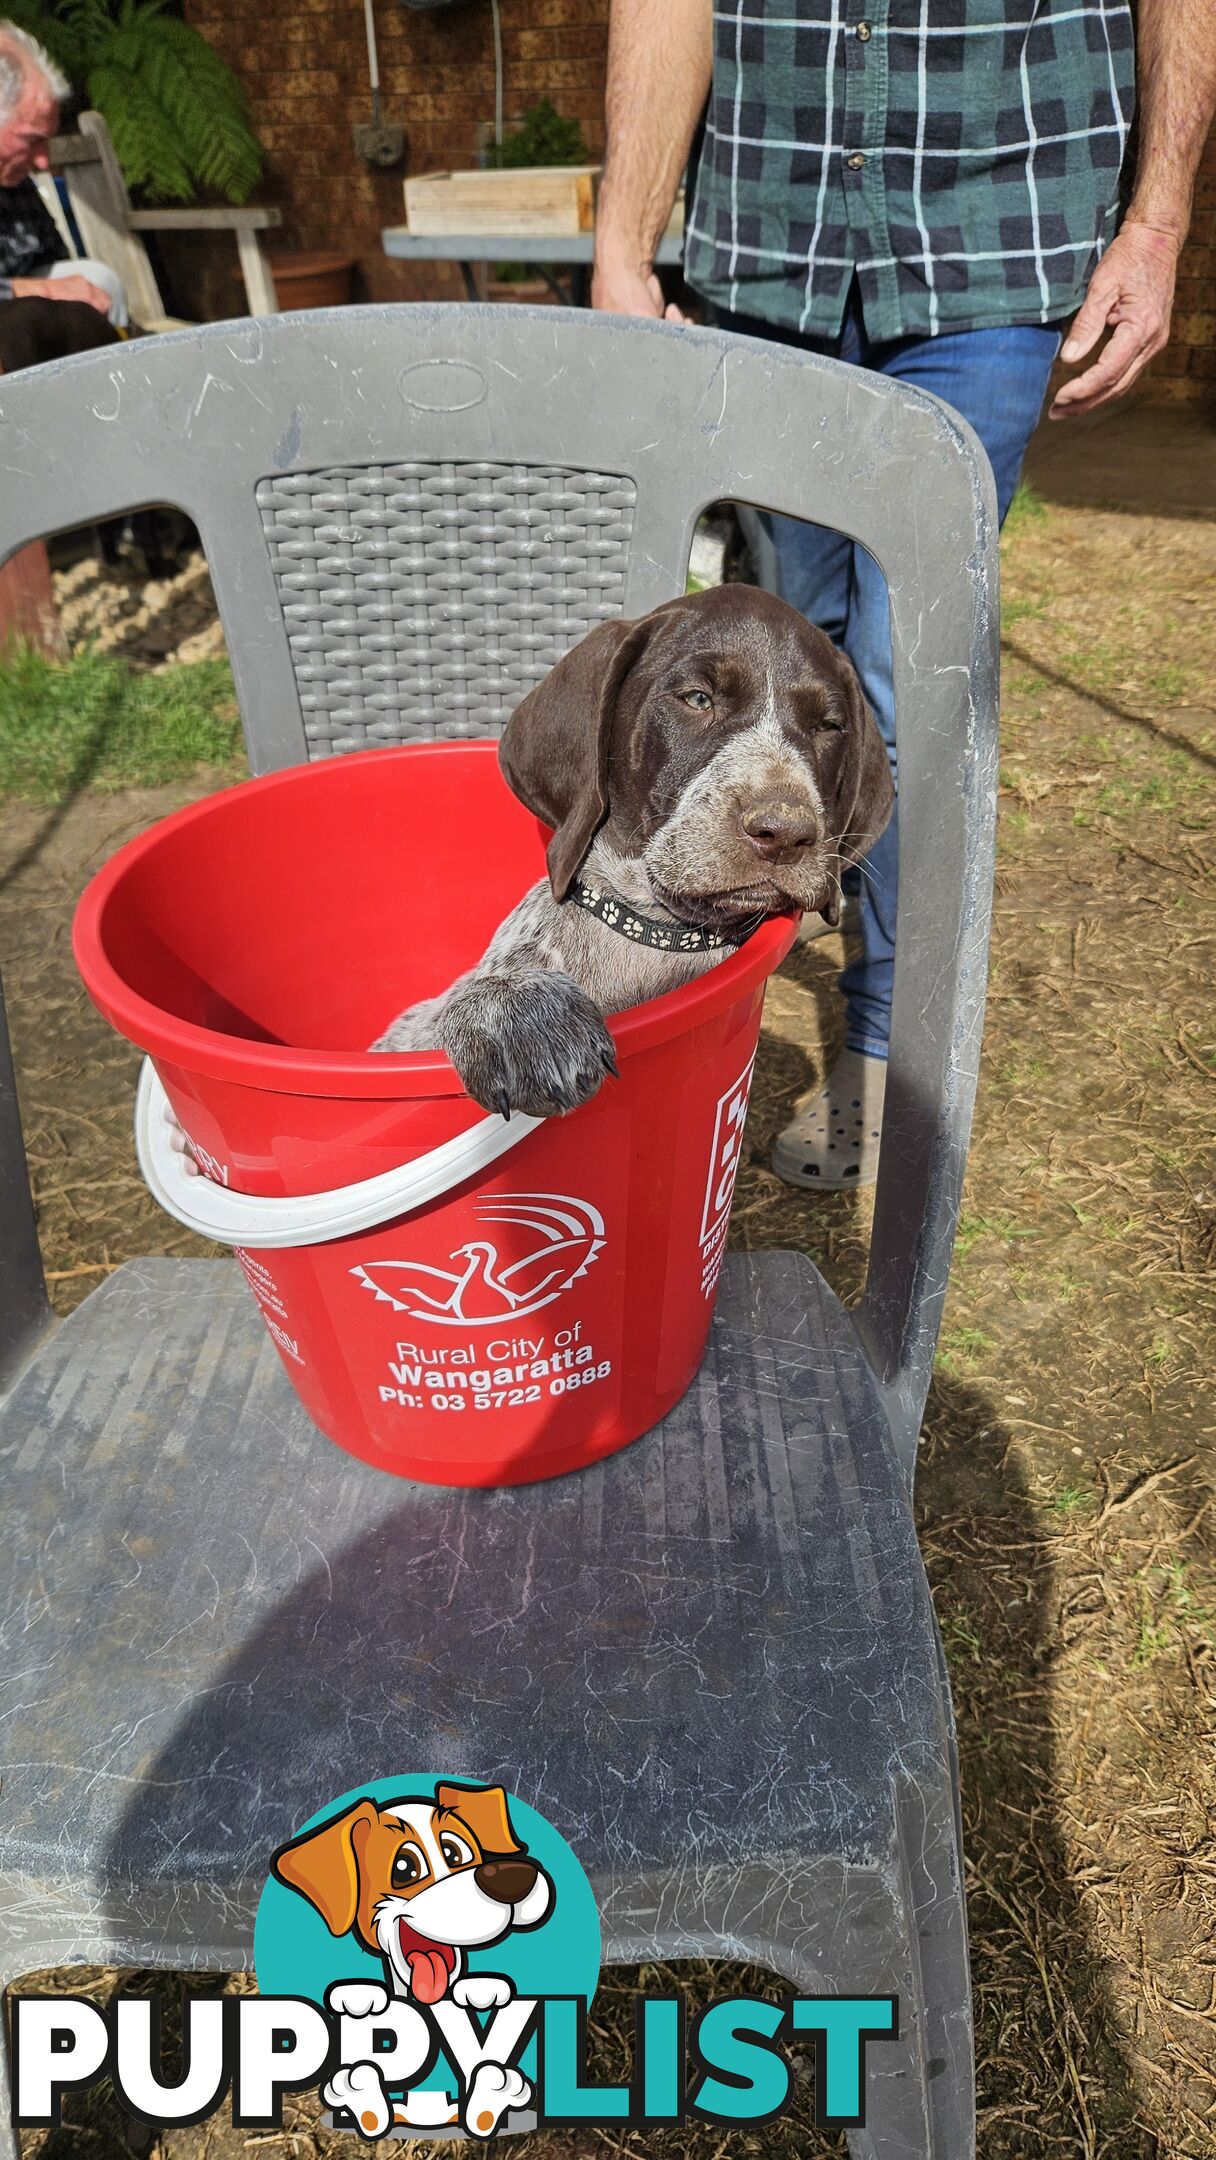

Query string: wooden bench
41 110 281 328
0 114 283 651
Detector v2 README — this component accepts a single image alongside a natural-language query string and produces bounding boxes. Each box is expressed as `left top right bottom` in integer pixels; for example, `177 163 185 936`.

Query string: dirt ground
53 543 229 672
3 493 1214 2159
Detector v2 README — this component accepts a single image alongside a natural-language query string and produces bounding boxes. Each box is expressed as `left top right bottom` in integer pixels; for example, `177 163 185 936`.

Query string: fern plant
7 0 263 203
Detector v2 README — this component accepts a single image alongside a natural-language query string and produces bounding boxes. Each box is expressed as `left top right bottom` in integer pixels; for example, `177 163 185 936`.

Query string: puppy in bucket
373 586 892 1119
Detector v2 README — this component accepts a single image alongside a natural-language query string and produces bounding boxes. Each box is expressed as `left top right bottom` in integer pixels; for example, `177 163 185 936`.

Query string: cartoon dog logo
272 1783 553 2139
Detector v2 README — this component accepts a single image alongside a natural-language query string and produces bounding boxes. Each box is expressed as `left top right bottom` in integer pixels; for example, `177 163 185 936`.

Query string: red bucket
73 745 797 1487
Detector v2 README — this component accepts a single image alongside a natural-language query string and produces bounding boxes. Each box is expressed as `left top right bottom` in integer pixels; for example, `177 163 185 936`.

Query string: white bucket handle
134 1057 542 1251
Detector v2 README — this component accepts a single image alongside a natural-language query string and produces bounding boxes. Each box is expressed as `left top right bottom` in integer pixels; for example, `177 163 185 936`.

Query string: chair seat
0 1251 945 1972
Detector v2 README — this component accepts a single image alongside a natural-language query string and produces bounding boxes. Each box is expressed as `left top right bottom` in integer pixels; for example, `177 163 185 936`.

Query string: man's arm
1051 0 1216 417
592 0 712 319
8 274 110 312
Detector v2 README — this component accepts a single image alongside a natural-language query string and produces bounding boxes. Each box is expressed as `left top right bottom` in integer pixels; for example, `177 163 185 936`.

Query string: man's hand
591 249 686 321
1049 221 1179 419
10 273 111 314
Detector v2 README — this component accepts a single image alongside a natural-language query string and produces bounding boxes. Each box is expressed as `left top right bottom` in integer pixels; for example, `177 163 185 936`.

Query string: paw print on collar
563 878 753 954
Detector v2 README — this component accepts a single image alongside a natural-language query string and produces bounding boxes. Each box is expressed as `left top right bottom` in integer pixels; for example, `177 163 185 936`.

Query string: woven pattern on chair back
255 459 637 754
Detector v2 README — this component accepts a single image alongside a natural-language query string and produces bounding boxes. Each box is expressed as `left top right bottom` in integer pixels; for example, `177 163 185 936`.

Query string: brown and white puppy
273 1785 551 2140
373 585 892 1118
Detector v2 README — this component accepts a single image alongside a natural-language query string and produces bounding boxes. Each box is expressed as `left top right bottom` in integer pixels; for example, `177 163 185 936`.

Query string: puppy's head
499 585 893 930
272 1784 553 2004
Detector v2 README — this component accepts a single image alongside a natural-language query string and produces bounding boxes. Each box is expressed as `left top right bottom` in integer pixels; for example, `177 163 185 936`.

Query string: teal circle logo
254 1775 600 2137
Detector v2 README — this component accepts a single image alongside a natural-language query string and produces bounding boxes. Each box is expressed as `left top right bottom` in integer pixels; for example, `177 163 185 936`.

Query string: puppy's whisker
838 849 880 893
814 869 846 923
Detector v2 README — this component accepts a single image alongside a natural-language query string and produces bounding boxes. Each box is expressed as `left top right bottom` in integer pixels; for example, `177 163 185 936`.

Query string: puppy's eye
679 689 713 714
440 1832 474 1869
391 1842 426 1887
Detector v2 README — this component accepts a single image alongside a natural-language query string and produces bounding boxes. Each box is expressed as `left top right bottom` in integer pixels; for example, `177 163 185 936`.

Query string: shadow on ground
13 1355 1178 2160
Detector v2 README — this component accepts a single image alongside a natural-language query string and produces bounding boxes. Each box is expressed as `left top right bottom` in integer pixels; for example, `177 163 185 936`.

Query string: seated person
0 20 125 371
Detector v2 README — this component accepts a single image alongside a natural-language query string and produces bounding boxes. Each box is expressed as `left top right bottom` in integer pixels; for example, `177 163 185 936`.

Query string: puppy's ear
834 653 894 871
499 617 649 900
436 1781 523 1858
271 1798 380 1935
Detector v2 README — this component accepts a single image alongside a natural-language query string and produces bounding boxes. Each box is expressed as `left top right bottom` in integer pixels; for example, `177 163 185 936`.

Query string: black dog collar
567 878 751 953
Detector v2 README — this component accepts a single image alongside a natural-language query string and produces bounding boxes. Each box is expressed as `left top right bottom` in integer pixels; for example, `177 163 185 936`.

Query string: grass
997 1050 1048 1086
0 482 1160 804
1094 753 1210 821
1001 593 1047 627
940 1609 984 1669
1132 1560 1216 1669
1003 480 1049 534
0 643 243 799
1055 640 1200 711
937 1325 996 1375
1048 1481 1092 1518
954 1210 1040 1260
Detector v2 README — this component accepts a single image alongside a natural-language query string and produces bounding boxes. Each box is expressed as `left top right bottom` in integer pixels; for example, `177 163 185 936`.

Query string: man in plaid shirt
594 1 1216 1188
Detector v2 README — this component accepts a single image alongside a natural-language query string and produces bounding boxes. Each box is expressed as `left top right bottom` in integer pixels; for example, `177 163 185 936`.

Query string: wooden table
380 229 683 306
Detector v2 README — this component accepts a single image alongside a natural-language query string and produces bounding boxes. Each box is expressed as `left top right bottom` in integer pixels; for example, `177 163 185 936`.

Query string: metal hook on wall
353 0 408 168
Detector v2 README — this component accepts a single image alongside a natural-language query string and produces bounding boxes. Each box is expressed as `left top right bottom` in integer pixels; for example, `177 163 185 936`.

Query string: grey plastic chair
0 307 997 2159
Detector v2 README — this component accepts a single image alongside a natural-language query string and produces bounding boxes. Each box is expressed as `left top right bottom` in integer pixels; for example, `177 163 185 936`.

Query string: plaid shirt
683 1 1136 341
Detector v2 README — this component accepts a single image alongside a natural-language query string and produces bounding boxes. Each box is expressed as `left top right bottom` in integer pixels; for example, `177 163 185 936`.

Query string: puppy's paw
462 2061 531 2138
325 2061 391 2140
452 1973 514 2012
326 1980 390 2021
439 969 618 1120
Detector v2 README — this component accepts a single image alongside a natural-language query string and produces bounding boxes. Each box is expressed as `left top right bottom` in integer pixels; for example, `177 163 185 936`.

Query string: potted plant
8 0 262 203
483 98 589 174
480 98 592 305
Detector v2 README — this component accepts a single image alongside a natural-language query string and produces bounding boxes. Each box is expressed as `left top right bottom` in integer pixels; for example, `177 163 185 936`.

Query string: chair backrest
48 112 167 326
0 306 998 1463
31 171 73 254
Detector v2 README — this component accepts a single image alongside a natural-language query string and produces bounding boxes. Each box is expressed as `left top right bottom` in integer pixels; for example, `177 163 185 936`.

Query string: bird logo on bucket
351 1190 606 1326
254 1775 601 2141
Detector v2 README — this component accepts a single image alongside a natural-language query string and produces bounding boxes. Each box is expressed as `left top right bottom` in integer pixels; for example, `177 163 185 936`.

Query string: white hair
0 21 70 121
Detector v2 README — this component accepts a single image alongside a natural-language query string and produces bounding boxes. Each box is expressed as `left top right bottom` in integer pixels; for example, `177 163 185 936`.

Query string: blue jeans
721 290 1060 1057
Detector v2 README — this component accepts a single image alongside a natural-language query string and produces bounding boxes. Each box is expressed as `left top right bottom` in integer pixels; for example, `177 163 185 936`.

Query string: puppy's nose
475 1858 538 1905
740 800 820 857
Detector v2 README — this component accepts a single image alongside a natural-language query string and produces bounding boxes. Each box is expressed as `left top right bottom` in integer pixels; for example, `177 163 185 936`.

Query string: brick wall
171 0 610 319
1142 118 1215 407
166 3 1212 408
